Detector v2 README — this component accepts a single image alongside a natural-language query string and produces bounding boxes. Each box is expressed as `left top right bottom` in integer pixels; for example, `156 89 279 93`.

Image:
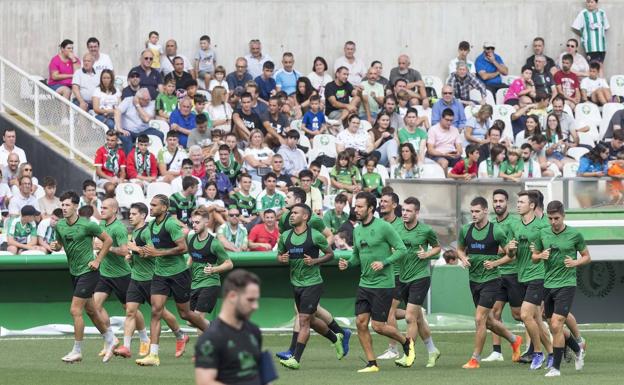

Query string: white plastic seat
149 120 170 135
147 135 163 155
501 75 519 86
298 134 311 151
20 75 51 101
196 89 211 102
146 182 172 203
469 89 495 105
420 163 446 179
250 180 262 199
312 134 337 158
290 119 302 132
115 183 146 209
599 103 624 138
574 102 601 127
567 147 589 161
495 88 507 105
577 124 599 146
492 104 515 141
414 105 432 126
359 120 372 132
33 185 45 200
464 104 483 121
562 162 579 177
422 75 443 98
609 75 624 97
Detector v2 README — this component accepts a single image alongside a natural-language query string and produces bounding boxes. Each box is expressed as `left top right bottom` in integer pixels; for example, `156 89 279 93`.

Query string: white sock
150 344 159 356
423 337 437 353
103 329 115 345
173 329 185 340
123 336 132 349
73 340 82 353
138 329 149 343
510 334 517 344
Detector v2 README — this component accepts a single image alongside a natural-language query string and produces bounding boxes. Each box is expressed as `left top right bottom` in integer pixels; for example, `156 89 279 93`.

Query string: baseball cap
21 205 40 216
127 69 141 78
483 41 496 49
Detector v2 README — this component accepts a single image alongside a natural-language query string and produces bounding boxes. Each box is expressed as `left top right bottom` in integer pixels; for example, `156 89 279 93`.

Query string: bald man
72 53 99 111
161 39 195 78
92 198 146 357
389 55 429 108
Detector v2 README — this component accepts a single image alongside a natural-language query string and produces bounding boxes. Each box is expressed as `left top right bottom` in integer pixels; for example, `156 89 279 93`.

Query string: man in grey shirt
113 88 163 153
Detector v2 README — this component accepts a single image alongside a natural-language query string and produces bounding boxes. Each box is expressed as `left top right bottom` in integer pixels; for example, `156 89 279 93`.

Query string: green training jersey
99 219 131 278
386 217 404 276
349 218 407 288
397 127 427 154
155 93 178 115
508 216 548 283
277 227 328 287
534 225 587 289
187 232 229 289
232 191 256 218
7 217 36 244
323 209 349 234
458 221 508 283
149 214 188 277
362 172 383 196
494 213 519 275
256 191 286 213
279 209 327 233
169 192 196 226
216 159 242 182
398 222 440 283
55 217 102 276
130 224 155 281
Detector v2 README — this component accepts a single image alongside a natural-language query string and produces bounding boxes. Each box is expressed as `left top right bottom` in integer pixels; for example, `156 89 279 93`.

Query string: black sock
402 338 411 355
322 330 338 344
327 320 343 335
288 332 299 352
367 360 377 367
565 335 580 353
527 342 534 355
293 342 306 362
493 344 502 354
553 347 564 370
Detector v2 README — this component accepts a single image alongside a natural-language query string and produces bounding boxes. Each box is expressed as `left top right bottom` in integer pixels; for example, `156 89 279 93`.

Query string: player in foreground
277 203 344 369
195 269 264 385
339 192 414 373
51 191 115 363
457 197 523 369
136 195 208 366
532 200 590 377
394 197 441 368
114 202 185 358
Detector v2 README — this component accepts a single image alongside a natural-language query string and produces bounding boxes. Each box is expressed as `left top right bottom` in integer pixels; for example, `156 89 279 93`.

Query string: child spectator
329 151 362 200
323 193 349 234
308 160 328 197
155 78 178 120
580 62 613 105
572 0 609 75
208 66 229 92
194 35 217 89
362 156 383 197
126 134 158 189
79 180 101 220
448 143 480 180
146 31 163 69
254 61 276 103
333 231 352 251
185 80 198 102
37 176 61 218
499 147 525 182
301 95 327 138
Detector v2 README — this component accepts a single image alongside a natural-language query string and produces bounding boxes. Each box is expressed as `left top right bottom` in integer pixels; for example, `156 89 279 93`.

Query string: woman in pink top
47 39 81 99
503 65 535 107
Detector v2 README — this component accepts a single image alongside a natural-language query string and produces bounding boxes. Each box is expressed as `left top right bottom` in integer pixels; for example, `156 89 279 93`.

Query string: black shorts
126 279 152 304
400 277 431 306
520 279 545 306
293 284 323 315
190 286 221 313
95 274 131 304
543 286 575 318
392 275 403 301
151 269 192 303
71 271 100 299
470 280 501 309
355 287 393 322
496 274 524 308
586 51 606 63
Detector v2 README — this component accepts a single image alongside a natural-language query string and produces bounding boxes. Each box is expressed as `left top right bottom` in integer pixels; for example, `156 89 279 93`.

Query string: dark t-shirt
164 71 194 92
233 108 263 134
532 70 555 96
261 111 290 138
525 55 556 75
121 86 138 99
130 65 163 99
324 81 354 115
606 110 624 140
195 318 262 385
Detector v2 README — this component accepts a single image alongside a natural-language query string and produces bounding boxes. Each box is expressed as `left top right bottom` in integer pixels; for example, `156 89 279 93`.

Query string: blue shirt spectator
577 150 608 176
226 59 253 94
431 95 466 129
255 75 276 101
475 49 505 86
274 69 301 95
169 108 196 148
302 110 326 133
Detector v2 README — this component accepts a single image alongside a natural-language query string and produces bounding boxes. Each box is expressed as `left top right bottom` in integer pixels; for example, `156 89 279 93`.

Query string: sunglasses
143 57 153 61
228 213 239 217
566 44 576 48
442 92 453 95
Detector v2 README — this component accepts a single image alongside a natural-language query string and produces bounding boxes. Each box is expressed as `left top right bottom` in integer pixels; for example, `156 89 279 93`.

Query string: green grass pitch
0 331 621 385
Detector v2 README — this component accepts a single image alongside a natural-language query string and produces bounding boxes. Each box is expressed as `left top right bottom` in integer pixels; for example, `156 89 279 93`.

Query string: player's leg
379 298 401 359
546 314 566 376
84 297 117 362
136 293 166 366
63 296 88 362
314 304 352 356
354 288 380 372
483 300 505 362
115 301 140 358
565 312 584 346
277 303 300 360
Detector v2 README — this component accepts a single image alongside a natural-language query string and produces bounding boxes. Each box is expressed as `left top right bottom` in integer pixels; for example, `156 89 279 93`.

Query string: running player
51 191 115 363
394 197 441 368
92 198 135 358
482 189 523 362
457 196 523 369
507 191 553 370
195 269 264 385
188 206 233 324
276 187 351 360
114 202 186 358
532 200 589 377
338 192 415 373
136 194 209 366
278 203 344 370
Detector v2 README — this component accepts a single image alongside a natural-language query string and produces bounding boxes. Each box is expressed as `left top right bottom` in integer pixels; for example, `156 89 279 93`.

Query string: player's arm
530 236 547 263
93 230 113 268
456 228 470 266
381 226 408 266
209 240 234 274
195 368 225 385
566 248 591 267
339 239 360 270
109 229 129 257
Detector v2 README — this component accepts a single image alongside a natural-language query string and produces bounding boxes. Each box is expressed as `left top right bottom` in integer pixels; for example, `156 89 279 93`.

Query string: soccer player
507 191 553 369
338 191 415 373
395 197 442 368
482 189 523 362
532 200 590 377
92 198 134 358
114 202 185 358
276 187 351 360
188 206 233 323
50 191 115 363
457 196 523 369
277 203 344 369
136 194 209 367
195 269 264 385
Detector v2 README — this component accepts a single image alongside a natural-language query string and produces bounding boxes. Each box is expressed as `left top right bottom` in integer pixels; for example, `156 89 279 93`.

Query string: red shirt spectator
449 158 478 176
126 147 158 179
94 144 126 178
248 217 279 251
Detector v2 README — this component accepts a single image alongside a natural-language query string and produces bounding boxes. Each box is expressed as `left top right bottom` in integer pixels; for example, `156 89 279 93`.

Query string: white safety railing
0 55 107 165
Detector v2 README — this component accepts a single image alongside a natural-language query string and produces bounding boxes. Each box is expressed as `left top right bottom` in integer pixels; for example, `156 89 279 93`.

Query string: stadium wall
1 0 623 80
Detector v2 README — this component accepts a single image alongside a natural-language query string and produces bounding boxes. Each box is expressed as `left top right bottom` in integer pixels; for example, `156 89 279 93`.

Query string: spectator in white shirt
72 53 100 111
160 39 194 77
86 37 114 73
448 41 476 76
333 41 366 86
307 56 332 97
0 128 27 167
92 69 121 130
38 207 62 253
8 176 40 217
245 39 273 79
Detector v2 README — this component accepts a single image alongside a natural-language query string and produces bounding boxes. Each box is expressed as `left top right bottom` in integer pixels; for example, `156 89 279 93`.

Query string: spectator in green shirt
323 193 349 234
155 78 178 121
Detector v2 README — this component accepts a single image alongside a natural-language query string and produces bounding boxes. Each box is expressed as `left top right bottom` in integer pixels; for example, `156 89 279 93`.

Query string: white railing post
0 60 5 113
68 107 75 159
33 82 40 135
